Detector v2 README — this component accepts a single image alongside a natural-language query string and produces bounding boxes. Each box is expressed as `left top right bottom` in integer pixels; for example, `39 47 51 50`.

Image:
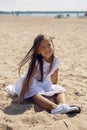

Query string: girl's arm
51 68 58 84
13 66 37 104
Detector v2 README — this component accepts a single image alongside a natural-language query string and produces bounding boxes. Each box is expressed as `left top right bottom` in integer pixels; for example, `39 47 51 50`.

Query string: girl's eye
48 44 51 47
40 43 52 50
40 46 45 49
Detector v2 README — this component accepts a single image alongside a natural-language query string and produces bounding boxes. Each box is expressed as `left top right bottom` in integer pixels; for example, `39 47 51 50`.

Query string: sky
0 0 87 11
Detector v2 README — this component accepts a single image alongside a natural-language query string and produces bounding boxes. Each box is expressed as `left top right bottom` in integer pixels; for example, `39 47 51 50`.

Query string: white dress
5 56 66 99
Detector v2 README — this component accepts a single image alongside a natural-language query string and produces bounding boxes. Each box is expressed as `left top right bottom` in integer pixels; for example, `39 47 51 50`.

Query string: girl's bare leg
56 92 66 104
32 94 57 110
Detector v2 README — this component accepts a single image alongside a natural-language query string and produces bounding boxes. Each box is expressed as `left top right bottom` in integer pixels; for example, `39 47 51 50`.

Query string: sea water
0 11 86 18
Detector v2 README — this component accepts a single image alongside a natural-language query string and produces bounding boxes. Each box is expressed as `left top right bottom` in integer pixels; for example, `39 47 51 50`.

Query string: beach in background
0 11 86 18
0 16 87 130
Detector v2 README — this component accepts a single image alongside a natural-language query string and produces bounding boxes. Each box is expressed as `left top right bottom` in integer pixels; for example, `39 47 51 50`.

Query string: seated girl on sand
5 34 81 114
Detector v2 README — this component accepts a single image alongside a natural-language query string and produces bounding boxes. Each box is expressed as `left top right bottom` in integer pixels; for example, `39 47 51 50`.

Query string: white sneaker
51 103 80 114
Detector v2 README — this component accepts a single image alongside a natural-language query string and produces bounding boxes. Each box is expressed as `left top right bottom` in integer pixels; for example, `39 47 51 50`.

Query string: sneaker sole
66 105 81 114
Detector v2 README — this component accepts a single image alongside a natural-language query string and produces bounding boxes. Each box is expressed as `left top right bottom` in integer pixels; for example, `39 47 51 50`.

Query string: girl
5 34 80 114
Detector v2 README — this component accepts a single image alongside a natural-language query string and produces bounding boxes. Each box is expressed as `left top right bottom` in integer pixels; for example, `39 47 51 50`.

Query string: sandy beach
0 16 87 130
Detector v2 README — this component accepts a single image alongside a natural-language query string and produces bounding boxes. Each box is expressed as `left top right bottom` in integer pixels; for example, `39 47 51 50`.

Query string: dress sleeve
21 72 28 78
54 56 60 69
50 56 60 75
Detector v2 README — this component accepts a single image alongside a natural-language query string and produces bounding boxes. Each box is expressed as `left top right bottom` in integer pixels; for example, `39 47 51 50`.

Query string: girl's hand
13 96 24 104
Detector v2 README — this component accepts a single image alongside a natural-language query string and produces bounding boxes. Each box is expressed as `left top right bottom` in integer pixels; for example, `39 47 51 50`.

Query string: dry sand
0 16 87 130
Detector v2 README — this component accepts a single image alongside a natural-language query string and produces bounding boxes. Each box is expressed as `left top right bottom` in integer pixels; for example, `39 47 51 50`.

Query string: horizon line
0 10 87 13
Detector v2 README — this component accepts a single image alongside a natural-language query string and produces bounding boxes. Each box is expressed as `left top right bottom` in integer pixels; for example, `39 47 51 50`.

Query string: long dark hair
19 34 54 87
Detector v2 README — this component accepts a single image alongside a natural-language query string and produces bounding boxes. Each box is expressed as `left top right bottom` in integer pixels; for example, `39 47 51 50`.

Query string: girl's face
37 39 54 62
